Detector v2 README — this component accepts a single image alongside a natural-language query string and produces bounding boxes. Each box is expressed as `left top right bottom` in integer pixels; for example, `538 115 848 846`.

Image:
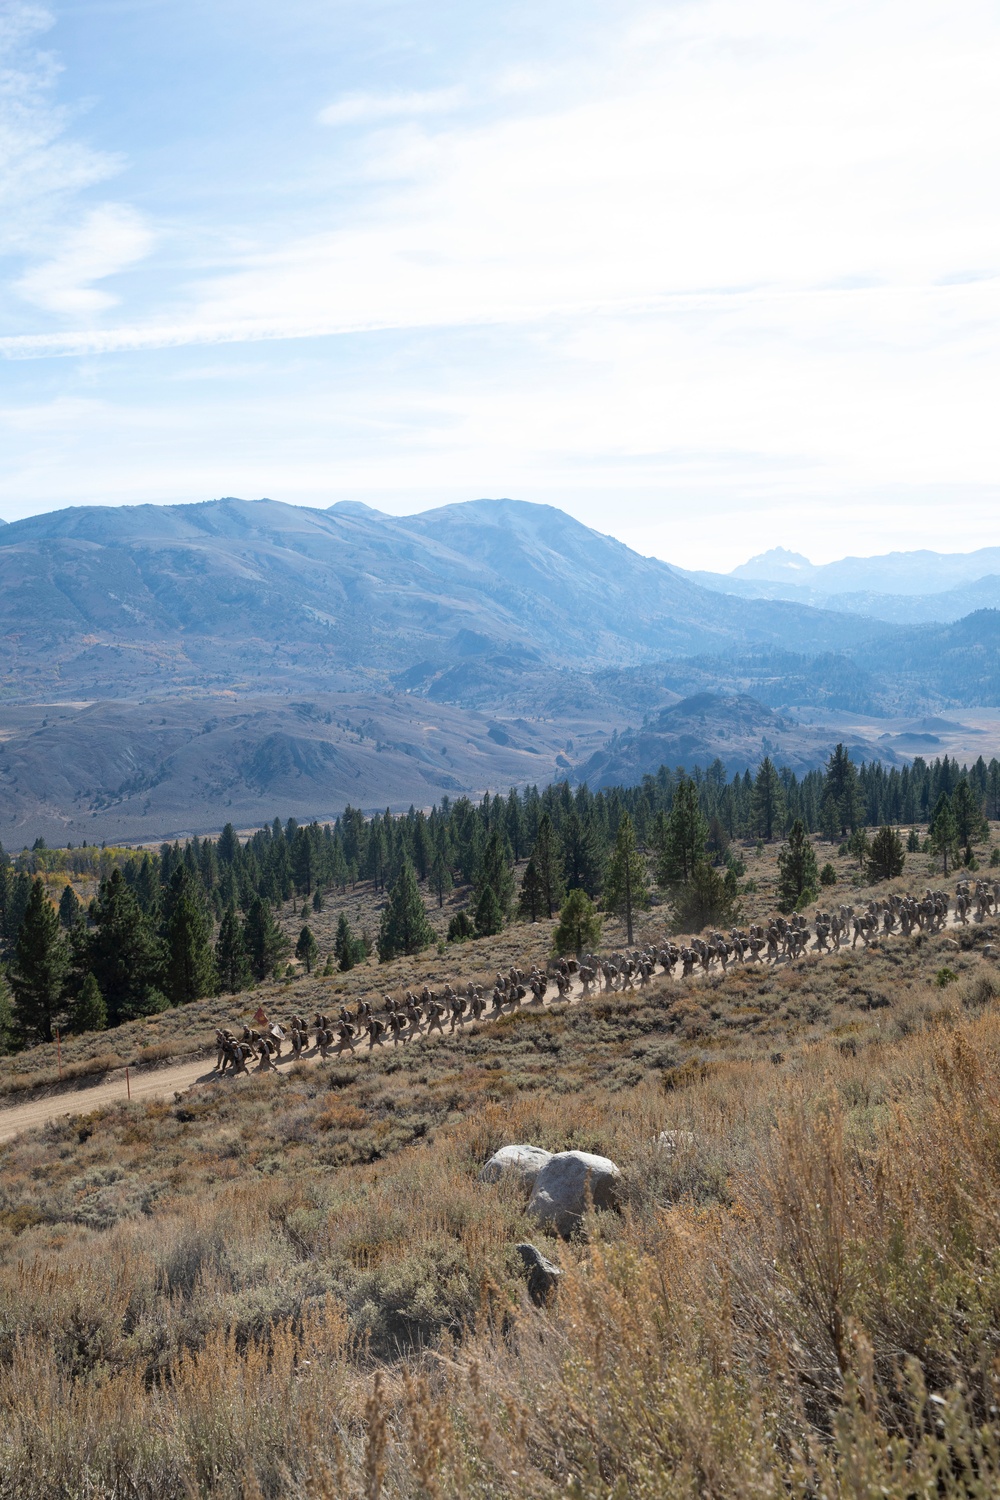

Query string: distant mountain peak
732 547 814 582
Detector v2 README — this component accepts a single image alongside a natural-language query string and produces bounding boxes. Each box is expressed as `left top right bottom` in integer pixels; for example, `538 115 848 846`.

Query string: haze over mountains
683 545 1000 624
0 495 997 844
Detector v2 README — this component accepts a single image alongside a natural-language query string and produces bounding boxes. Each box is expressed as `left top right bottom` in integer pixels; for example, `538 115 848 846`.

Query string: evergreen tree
0 972 16 1055
477 827 515 920
562 811 603 897
243 897 289 980
866 826 905 882
752 757 786 841
672 861 741 932
952 779 981 847
58 883 82 930
429 833 453 909
88 869 166 1024
654 778 707 883
906 828 921 853
474 884 504 937
217 822 240 866
377 859 435 962
2 871 32 956
71 972 107 1033
822 744 862 836
929 793 959 874
602 813 650 945
527 814 564 918
777 820 819 912
295 924 319 973
11 879 68 1043
312 887 323 913
517 857 545 922
847 827 871 869
551 889 602 955
163 867 216 1005
215 905 251 993
334 912 365 971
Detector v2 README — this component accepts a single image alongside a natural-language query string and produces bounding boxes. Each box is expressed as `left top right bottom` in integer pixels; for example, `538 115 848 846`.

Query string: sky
0 0 997 570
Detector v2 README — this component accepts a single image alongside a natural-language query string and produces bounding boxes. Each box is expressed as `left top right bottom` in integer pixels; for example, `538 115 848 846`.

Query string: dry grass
0 831 997 1493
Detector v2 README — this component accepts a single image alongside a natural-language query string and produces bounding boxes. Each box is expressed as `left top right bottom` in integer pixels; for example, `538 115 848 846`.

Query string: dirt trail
0 903 974 1145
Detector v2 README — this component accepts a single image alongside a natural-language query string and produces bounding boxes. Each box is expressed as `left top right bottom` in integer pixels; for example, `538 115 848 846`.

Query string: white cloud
1 0 1000 559
318 87 466 127
0 4 123 254
13 203 153 315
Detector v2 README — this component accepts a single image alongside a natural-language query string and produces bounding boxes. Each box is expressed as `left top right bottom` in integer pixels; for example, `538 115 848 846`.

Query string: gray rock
656 1129 696 1153
515 1242 563 1305
479 1143 553 1188
527 1150 622 1237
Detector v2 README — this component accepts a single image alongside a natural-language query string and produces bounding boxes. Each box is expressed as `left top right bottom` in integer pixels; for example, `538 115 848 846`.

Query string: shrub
552 889 602 955
446 910 476 943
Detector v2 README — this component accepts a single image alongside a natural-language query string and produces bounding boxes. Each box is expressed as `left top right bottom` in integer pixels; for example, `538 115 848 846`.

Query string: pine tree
243 897 289 980
295 924 319 973
753 757 786 841
672 861 741 932
777 819 819 912
163 867 216 1005
929 793 959 874
823 744 862 836
477 827 515 920
11 879 68 1043
517 857 545 922
906 828 921 853
312 887 323 913
474 884 504 937
561 811 603 897
217 822 240 866
866 826 905 882
334 912 366 971
527 815 564 918
58 883 82 930
377 859 435 962
429 833 453 909
551 889 602 955
71 972 107 1033
215 904 251 993
0 972 16 1055
2 871 32 956
602 814 650 945
88 869 166 1024
654 778 707 883
951 779 981 847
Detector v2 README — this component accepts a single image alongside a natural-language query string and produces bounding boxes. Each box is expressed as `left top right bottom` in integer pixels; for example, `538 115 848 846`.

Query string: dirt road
0 905 973 1145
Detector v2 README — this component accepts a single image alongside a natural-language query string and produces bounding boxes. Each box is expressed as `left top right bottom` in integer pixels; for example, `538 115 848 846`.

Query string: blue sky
0 0 998 568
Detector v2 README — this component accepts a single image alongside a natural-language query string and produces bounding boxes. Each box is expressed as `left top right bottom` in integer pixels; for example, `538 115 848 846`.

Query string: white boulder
479 1143 553 1188
527 1150 622 1237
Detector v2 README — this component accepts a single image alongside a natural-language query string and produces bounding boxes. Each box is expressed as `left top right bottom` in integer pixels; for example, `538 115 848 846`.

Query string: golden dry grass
0 830 997 1494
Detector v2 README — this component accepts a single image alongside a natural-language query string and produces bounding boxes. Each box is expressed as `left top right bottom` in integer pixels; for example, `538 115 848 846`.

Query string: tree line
0 744 992 1049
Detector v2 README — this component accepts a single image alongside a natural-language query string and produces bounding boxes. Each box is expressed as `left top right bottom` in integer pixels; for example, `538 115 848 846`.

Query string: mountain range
0 496 997 844
681 544 1000 624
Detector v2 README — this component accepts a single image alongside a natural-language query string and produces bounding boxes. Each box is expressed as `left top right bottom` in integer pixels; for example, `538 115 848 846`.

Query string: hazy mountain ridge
0 496 881 703
0 495 997 842
681 543 1000 623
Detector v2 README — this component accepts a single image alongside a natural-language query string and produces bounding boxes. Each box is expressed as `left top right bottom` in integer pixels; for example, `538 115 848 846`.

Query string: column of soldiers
212 878 1000 1076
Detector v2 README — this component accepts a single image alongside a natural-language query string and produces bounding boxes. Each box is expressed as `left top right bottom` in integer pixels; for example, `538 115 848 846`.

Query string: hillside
0 496 879 703
575 691 901 786
0 830 998 1496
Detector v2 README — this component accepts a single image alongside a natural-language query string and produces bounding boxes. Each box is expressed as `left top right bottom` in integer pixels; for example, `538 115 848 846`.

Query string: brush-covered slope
0 496 878 701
